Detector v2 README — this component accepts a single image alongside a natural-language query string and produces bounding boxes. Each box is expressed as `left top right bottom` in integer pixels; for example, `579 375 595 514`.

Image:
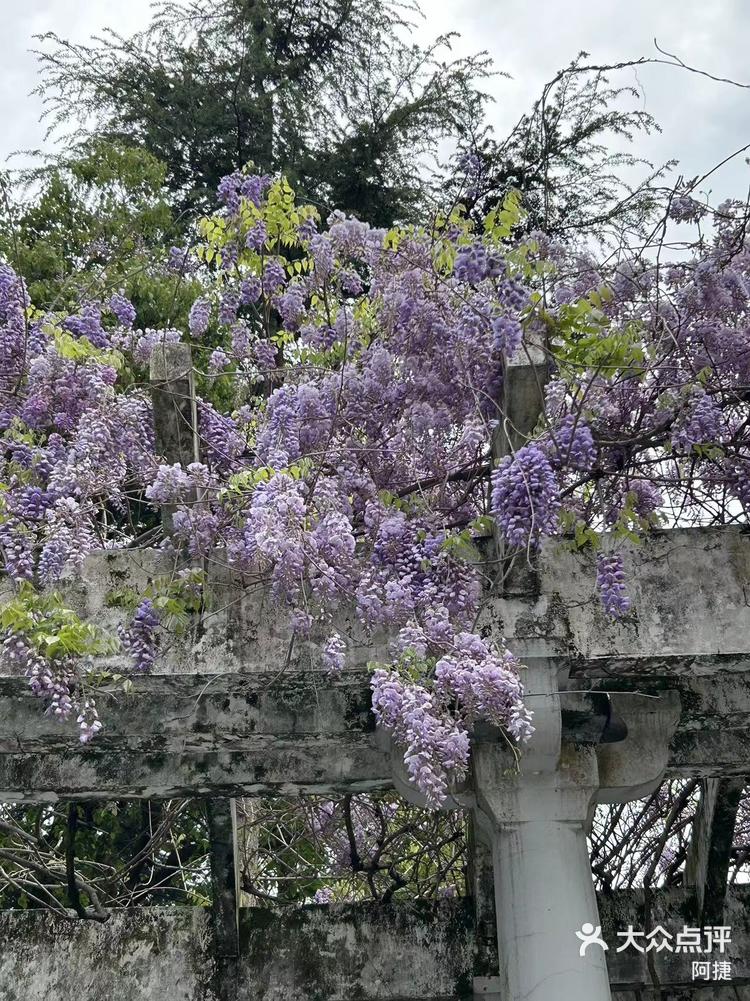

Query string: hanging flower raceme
369 608 533 809
119 599 160 673
490 444 561 548
595 552 631 619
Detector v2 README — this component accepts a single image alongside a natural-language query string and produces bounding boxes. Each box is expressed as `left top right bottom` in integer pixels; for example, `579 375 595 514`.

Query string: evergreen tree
451 55 672 242
35 0 490 225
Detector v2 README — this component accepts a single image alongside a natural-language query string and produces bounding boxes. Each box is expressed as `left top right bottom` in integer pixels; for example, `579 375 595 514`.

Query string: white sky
2 0 749 201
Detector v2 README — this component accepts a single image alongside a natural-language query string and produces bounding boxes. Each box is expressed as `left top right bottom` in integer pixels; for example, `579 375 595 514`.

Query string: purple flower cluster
145 463 194 504
672 391 721 454
77 698 103 743
0 265 30 409
0 521 34 581
217 172 272 215
491 444 561 548
167 246 198 275
370 617 532 808
297 216 318 243
435 633 532 739
63 303 109 349
129 327 182 365
219 291 239 326
245 220 268 251
310 235 335 277
322 633 346 674
254 339 277 371
491 315 522 355
108 292 137 328
37 536 69 585
357 513 480 631
229 323 251 359
198 400 246 474
189 297 211 337
3 632 81 728
119 599 160 672
669 195 706 223
275 285 307 331
596 552 631 618
454 244 503 284
240 276 262 305
209 347 231 373
498 277 529 311
313 887 335 904
547 415 597 472
254 382 335 467
262 259 287 295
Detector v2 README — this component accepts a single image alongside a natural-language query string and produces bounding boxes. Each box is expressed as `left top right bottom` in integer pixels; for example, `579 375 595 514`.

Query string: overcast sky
2 0 749 201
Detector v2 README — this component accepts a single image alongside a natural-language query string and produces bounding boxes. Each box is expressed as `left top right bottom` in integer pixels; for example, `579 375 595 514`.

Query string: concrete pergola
0 345 748 1001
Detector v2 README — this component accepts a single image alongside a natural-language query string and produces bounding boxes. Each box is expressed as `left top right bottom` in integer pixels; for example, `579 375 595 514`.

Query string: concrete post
684 776 746 924
491 343 548 460
473 743 611 1001
467 820 501 1000
468 650 613 1001
149 342 201 534
148 341 200 468
149 344 241 1000
206 798 241 998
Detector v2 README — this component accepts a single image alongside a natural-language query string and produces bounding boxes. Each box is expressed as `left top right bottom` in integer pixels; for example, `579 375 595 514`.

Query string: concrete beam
0 670 747 800
3 524 743 681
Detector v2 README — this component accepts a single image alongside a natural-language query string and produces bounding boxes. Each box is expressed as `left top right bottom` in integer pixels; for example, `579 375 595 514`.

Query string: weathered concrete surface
0 906 217 1001
0 670 746 799
0 672 377 753
3 525 746 680
612 992 750 1000
239 901 475 1001
0 891 747 1000
0 902 475 1001
608 988 748 996
0 527 748 795
16 548 391 678
0 670 391 800
489 526 750 675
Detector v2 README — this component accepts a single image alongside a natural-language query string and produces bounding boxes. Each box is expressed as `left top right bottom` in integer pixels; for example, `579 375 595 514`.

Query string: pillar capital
472 741 600 831
594 691 681 805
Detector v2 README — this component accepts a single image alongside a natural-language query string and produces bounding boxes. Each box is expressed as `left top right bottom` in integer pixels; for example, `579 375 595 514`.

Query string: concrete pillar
473 741 612 1001
467 821 501 1000
149 341 200 534
378 653 617 1000
149 341 200 469
465 662 681 1001
149 346 241 999
685 776 745 924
